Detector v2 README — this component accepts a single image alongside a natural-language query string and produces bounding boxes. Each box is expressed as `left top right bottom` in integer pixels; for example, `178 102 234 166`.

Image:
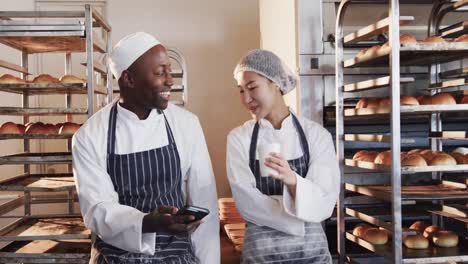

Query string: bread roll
454 34 468 42
431 93 456 105
356 45 380 61
362 228 388 245
0 122 21 134
60 74 85 84
366 98 381 109
353 150 379 162
418 95 433 105
0 74 27 84
59 122 81 134
409 221 429 234
407 149 422 155
355 98 368 109
404 234 429 249
421 36 446 43
402 154 427 166
380 34 417 54
450 152 468 164
432 230 459 247
419 150 438 162
374 151 392 165
429 153 457 166
32 74 60 84
44 124 59 134
353 224 372 238
378 96 419 107
459 95 468 104
423 225 439 239
16 124 26 134
25 122 46 134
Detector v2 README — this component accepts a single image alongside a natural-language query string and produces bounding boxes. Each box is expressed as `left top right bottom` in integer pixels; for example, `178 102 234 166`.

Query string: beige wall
259 0 299 112
107 0 260 197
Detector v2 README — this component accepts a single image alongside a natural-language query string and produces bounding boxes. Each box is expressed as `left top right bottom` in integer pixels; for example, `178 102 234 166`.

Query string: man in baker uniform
72 32 220 263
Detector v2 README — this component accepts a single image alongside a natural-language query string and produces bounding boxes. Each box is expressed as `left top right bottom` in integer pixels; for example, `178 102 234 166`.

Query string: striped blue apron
90 103 198 264
242 113 332 264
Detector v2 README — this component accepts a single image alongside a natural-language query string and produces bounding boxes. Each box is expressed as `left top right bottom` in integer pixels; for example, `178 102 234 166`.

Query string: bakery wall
0 0 260 198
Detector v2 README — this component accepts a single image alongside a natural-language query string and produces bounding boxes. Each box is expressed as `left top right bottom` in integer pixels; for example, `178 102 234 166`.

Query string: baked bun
357 45 380 61
59 122 81 134
0 74 27 84
429 153 457 166
355 98 368 109
366 98 381 109
32 74 60 84
423 225 439 239
378 96 419 107
404 234 429 249
454 34 468 42
421 36 446 43
353 224 372 238
25 122 46 134
362 228 388 245
450 152 468 164
458 95 468 104
0 122 21 134
380 34 417 54
45 123 59 134
432 230 459 247
60 74 85 84
431 93 456 105
409 221 429 234
418 95 433 105
374 151 392 165
16 124 26 134
353 150 379 162
402 154 427 166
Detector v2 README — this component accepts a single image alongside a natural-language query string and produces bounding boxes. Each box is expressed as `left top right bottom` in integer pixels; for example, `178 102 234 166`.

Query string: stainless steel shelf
0 83 107 95
343 16 414 45
345 159 468 174
343 76 414 92
0 107 87 116
0 152 72 165
346 232 468 264
344 105 468 117
345 182 468 202
344 43 468 68
0 173 75 192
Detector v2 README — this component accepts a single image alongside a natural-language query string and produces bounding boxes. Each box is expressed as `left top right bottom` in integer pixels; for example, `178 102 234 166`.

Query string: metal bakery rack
336 0 468 263
0 5 111 263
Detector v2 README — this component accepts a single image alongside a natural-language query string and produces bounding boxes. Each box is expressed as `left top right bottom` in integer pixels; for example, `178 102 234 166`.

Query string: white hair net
233 49 297 95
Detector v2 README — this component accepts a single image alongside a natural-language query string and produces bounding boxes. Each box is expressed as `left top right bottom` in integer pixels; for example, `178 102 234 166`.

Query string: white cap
109 32 161 80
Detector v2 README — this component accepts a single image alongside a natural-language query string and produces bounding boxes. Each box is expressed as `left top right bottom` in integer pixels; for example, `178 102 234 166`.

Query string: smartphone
176 205 210 223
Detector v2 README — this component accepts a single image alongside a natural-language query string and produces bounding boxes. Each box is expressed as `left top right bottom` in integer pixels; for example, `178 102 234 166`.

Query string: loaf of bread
59 122 81 134
353 150 379 162
0 122 21 134
356 45 381 61
25 122 46 134
423 225 439 239
60 74 85 84
403 234 429 249
353 224 372 238
379 34 417 54
379 96 419 107
454 34 468 42
429 153 457 166
401 154 427 166
374 151 392 165
431 93 456 105
432 230 459 247
418 95 433 105
32 74 60 84
458 95 468 104
421 36 446 43
362 228 388 245
0 74 27 84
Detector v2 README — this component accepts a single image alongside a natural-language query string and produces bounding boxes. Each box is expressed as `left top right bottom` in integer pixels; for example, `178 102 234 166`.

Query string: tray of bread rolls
346 180 468 202
0 74 106 95
347 220 468 263
344 34 468 68
0 152 72 165
345 93 468 117
0 173 75 192
347 148 468 173
0 121 81 139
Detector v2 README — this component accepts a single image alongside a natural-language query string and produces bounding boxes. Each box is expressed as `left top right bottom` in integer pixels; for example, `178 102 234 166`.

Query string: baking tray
0 107 87 116
0 173 75 192
0 152 72 165
345 159 468 174
0 83 106 95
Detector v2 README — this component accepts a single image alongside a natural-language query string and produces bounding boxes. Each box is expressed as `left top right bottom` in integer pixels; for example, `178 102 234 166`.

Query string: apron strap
106 103 118 155
248 122 260 165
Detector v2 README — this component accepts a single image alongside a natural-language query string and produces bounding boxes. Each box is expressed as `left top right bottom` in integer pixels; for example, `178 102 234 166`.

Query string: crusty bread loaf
454 34 468 42
380 34 417 54
432 230 459 247
362 228 388 245
429 153 457 166
32 74 60 84
353 224 372 238
402 154 427 166
60 74 85 84
431 93 456 105
0 122 21 134
356 45 380 61
421 36 446 43
404 234 429 249
374 151 392 165
409 221 429 234
423 225 439 239
0 74 27 84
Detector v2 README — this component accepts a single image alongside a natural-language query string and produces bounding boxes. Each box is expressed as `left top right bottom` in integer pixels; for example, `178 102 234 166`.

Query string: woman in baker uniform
72 32 219 264
226 49 340 263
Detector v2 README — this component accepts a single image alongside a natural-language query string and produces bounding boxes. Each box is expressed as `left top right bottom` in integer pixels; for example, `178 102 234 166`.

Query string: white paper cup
258 143 281 177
